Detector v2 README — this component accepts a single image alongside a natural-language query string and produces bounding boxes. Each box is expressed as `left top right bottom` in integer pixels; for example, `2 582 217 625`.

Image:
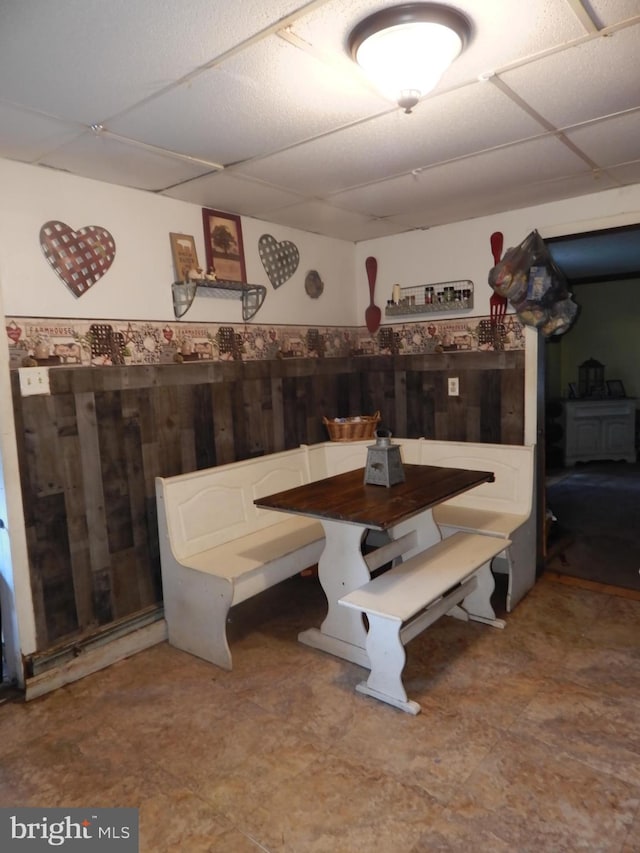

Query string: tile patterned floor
1 573 639 852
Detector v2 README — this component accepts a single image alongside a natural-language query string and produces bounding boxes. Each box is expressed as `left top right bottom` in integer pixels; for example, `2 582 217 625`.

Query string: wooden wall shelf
171 279 267 321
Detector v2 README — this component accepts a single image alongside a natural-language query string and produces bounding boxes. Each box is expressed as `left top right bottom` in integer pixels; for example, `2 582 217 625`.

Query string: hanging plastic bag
539 297 580 337
490 229 578 335
488 231 538 302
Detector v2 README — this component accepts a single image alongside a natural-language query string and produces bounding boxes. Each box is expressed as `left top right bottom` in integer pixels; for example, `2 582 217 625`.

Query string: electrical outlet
448 377 459 396
19 366 50 396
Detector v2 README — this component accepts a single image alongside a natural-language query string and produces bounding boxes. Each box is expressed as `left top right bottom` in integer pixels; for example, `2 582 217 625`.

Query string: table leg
298 520 370 667
389 507 441 558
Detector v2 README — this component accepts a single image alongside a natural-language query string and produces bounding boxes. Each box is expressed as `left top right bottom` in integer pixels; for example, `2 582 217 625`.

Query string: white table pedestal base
299 511 443 668
298 627 370 667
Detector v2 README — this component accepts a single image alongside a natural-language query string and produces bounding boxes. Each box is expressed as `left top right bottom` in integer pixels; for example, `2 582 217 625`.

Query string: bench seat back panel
158 448 312 559
419 441 533 516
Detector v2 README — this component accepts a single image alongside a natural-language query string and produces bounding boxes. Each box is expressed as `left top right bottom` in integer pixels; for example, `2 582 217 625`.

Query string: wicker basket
323 411 381 442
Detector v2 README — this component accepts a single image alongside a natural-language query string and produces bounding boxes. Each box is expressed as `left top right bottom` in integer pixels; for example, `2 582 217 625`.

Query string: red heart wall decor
39 220 116 297
6 320 22 342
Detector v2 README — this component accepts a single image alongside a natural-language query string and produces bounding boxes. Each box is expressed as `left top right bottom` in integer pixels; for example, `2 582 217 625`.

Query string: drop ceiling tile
0 102 83 162
40 132 211 191
262 200 401 242
2 0 637 244
108 36 387 166
290 0 585 96
605 160 640 185
330 136 591 218
501 23 640 127
586 1 640 28
0 0 306 123
425 0 586 88
564 110 640 167
235 81 546 195
162 171 305 215
387 172 618 230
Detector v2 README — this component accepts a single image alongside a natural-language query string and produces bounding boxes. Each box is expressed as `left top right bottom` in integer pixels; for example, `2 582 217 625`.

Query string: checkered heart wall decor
258 234 299 289
40 220 116 297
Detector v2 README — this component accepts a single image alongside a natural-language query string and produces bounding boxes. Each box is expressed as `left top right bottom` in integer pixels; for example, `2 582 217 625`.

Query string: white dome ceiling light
348 3 472 113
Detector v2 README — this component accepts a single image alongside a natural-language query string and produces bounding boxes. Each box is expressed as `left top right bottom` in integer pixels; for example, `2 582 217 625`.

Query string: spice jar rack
385 280 474 316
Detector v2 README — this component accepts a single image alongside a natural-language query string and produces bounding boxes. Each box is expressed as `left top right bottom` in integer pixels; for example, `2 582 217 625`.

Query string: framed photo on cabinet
202 208 246 282
606 379 626 398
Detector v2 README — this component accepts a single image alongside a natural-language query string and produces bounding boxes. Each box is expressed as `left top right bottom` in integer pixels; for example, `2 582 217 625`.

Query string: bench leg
164 568 235 669
504 524 536 611
456 561 505 629
356 614 421 715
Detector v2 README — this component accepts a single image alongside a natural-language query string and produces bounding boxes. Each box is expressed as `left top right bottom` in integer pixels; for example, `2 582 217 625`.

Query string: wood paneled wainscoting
10 350 524 661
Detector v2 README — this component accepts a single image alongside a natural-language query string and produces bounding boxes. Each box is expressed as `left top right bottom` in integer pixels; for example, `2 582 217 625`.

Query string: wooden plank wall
10 350 524 652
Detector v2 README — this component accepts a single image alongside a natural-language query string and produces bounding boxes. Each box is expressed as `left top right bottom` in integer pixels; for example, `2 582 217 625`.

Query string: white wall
0 159 357 326
353 183 640 323
0 278 37 683
354 183 640 444
0 157 359 683
2 155 640 683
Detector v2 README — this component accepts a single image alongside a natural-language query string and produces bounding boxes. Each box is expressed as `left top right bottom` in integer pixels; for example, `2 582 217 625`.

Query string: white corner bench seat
419 440 536 612
339 531 509 714
156 437 535 672
156 448 325 670
156 438 424 670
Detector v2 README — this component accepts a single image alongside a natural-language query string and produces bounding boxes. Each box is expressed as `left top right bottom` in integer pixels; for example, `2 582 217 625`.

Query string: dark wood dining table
255 463 495 667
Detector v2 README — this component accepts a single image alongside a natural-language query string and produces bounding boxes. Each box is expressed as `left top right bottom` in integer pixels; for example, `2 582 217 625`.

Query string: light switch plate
448 377 459 396
19 366 50 396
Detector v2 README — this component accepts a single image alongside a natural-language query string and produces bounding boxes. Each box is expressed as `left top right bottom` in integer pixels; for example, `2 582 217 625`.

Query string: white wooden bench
156 437 534 672
418 440 536 612
304 437 423 480
339 532 509 714
156 448 325 670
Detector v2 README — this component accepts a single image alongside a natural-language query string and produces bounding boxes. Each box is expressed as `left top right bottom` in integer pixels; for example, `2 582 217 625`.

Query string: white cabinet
563 399 637 466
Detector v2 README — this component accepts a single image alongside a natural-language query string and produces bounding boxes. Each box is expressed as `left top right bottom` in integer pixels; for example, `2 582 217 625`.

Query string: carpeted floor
545 460 640 591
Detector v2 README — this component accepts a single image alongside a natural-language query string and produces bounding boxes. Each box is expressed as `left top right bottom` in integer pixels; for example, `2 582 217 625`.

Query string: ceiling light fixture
348 3 471 114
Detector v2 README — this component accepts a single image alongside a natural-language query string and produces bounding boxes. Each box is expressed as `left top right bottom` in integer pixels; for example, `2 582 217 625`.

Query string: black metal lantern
364 430 405 487
578 357 605 398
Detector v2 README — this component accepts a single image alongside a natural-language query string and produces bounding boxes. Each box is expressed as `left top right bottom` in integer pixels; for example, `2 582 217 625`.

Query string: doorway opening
542 225 640 592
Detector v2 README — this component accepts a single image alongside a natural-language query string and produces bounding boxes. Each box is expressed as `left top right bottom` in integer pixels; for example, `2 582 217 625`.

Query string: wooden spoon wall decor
365 256 381 334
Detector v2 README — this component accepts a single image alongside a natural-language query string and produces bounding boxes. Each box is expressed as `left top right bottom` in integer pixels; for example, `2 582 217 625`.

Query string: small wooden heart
258 234 299 289
40 220 116 297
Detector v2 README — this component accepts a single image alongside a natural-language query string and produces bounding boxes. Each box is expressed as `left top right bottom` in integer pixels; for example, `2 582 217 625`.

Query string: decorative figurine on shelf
187 267 203 281
364 430 405 487
205 267 217 282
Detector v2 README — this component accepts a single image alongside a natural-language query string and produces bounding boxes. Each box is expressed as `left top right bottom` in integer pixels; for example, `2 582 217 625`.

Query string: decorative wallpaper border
5 315 524 369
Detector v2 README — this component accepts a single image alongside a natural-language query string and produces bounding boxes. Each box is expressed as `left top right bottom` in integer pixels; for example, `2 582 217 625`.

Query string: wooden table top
254 464 494 531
